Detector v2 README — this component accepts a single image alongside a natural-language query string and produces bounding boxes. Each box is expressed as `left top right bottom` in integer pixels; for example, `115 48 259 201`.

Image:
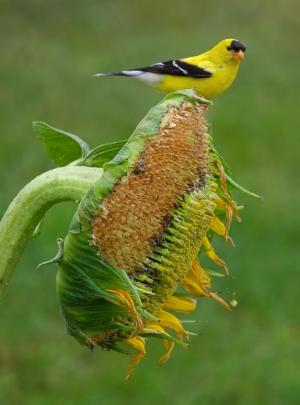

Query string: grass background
0 0 299 403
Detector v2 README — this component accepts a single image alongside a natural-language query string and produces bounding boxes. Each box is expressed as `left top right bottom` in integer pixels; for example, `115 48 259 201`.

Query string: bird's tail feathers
94 70 144 78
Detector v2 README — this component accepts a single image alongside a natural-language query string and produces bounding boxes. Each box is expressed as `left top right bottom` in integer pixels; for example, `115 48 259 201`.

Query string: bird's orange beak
233 50 245 61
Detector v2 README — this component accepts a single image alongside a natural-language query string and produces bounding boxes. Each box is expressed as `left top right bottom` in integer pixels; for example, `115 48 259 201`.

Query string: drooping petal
108 289 143 332
216 198 232 235
210 215 234 245
183 261 211 296
202 236 229 275
184 259 230 309
145 323 168 334
163 295 197 313
158 340 175 365
145 323 175 365
126 336 146 380
210 216 226 236
217 163 240 223
155 310 186 337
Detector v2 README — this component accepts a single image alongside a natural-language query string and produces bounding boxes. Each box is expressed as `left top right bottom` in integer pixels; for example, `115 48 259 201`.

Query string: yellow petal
158 340 175 365
144 323 175 365
216 197 226 209
143 323 175 365
107 289 143 332
163 295 197 313
145 323 168 334
216 198 233 236
192 260 211 287
126 336 146 380
156 310 186 337
210 216 226 236
184 259 230 310
210 215 235 245
127 336 146 353
217 163 241 223
202 237 229 275
183 258 211 296
224 203 233 236
183 274 209 296
208 292 231 310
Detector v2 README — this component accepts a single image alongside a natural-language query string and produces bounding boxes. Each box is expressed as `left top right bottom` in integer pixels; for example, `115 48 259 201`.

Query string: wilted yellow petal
163 295 197 313
145 323 168 334
202 237 229 275
158 340 175 365
156 310 186 337
211 215 235 245
217 163 241 223
143 324 175 365
126 336 146 380
216 198 234 239
108 289 143 332
184 259 230 309
127 336 146 353
210 216 226 236
208 292 231 310
183 258 211 296
183 274 209 296
210 215 235 245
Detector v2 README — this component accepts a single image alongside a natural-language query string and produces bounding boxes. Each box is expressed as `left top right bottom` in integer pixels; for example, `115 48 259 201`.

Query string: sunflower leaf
33 121 90 167
78 139 127 168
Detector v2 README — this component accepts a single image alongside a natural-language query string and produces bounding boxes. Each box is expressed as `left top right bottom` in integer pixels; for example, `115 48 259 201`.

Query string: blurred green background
0 0 299 404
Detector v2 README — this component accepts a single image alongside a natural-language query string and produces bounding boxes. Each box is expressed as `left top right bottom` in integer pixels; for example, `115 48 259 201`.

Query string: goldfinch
95 38 246 99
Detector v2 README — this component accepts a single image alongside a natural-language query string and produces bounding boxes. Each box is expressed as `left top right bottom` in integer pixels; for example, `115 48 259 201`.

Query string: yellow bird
95 38 246 99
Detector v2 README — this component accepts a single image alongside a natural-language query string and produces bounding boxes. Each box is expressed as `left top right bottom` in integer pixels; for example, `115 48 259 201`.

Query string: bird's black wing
138 60 212 78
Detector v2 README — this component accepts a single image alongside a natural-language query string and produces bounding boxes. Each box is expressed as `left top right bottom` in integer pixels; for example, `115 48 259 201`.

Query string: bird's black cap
227 40 246 53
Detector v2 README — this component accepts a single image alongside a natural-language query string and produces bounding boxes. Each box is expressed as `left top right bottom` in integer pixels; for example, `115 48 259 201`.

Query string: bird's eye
227 40 246 53
227 45 239 52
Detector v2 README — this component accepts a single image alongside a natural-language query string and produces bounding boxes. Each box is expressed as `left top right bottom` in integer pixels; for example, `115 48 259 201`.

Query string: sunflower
56 90 247 379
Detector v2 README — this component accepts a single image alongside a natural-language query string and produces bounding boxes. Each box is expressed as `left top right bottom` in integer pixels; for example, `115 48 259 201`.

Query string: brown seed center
92 103 209 272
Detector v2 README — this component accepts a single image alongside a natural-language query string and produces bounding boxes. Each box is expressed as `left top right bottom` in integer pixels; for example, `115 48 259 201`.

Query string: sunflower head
56 90 244 378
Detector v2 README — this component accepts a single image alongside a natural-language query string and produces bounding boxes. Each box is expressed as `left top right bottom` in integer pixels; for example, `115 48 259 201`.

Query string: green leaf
211 145 232 176
79 139 127 168
33 121 90 167
225 174 262 199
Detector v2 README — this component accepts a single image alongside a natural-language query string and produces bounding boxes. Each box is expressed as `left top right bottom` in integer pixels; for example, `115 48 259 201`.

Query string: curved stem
0 166 102 298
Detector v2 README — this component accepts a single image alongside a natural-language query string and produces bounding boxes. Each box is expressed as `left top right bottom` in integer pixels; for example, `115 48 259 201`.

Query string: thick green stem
0 166 102 298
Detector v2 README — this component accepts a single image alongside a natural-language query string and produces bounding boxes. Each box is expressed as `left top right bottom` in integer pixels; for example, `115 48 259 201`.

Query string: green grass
0 1 299 404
